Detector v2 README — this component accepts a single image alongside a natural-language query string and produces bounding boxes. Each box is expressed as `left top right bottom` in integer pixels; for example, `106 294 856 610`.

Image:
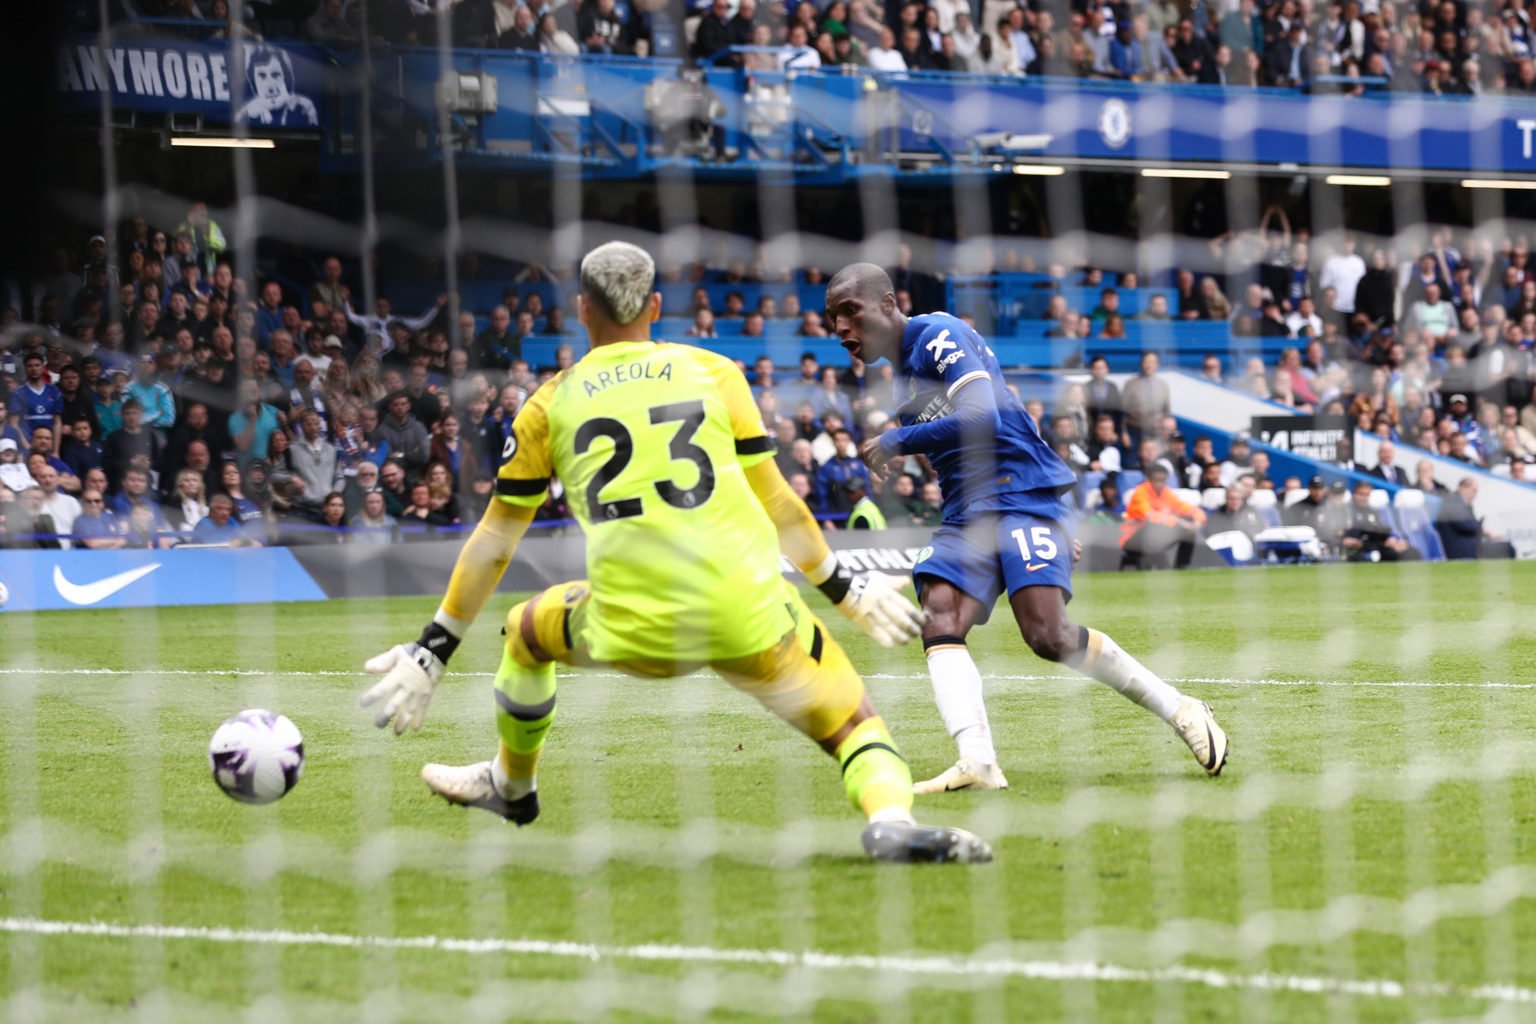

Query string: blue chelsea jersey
896 313 1075 518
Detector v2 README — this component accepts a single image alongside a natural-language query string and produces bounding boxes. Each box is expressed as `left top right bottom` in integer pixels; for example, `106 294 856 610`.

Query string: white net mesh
4 4 1536 1021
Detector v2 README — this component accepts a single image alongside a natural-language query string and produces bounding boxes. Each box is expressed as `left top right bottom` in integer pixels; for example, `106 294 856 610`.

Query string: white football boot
1170 697 1229 776
912 756 1010 794
421 760 540 825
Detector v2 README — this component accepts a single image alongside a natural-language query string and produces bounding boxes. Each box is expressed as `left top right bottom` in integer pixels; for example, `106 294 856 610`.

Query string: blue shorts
911 510 1074 625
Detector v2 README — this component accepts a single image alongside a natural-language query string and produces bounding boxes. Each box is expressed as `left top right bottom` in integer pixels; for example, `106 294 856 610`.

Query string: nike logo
53 563 162 606
1025 563 1048 572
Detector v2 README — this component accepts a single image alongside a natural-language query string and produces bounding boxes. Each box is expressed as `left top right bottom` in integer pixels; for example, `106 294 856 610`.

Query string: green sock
835 716 914 821
494 648 556 797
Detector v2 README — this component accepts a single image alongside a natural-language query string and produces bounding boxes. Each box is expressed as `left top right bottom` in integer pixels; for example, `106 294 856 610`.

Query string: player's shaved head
581 241 656 325
826 262 905 364
827 262 894 302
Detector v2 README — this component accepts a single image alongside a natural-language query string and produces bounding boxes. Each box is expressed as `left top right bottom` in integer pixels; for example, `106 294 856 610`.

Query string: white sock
491 756 536 800
1073 628 1182 722
868 805 915 825
926 645 998 765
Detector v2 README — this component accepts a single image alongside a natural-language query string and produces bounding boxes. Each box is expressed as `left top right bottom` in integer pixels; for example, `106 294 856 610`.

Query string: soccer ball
0 580 8 608
208 709 305 805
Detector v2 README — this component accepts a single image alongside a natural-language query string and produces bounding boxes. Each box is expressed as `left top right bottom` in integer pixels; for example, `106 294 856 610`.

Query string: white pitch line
0 667 1531 690
1 917 1532 1006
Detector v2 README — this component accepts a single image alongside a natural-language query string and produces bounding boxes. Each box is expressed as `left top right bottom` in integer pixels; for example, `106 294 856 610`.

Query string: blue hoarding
0 548 327 613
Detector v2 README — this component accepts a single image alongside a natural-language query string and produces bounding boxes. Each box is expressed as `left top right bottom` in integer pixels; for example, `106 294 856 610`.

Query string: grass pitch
4 561 1536 1022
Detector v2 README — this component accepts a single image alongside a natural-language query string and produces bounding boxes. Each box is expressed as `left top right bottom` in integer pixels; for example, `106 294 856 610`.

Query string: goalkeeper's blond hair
580 241 655 325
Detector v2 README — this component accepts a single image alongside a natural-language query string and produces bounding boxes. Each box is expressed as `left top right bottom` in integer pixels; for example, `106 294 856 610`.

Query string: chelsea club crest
1097 98 1131 150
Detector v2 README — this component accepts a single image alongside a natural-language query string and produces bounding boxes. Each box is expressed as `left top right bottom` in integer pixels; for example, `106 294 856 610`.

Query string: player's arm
361 392 553 734
703 345 924 648
743 456 922 646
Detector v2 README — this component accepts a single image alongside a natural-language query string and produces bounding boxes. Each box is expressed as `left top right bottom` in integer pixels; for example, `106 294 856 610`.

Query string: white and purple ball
208 709 304 805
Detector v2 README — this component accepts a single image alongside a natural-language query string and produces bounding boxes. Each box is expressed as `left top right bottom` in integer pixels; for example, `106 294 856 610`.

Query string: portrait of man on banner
236 45 318 127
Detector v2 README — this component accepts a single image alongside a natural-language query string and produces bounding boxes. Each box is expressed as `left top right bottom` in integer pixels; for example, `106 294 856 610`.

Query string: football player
825 263 1228 792
360 242 991 864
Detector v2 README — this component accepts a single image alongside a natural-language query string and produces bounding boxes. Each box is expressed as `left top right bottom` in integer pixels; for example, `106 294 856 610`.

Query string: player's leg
1006 576 1229 777
909 523 1011 793
421 580 591 824
1002 512 1227 775
714 596 992 863
912 578 1010 793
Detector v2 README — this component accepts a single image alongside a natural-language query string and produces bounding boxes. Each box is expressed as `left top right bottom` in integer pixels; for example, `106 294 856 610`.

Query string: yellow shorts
506 579 865 742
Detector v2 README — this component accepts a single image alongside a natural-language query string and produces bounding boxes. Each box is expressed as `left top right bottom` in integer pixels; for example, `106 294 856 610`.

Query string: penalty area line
0 917 1531 1005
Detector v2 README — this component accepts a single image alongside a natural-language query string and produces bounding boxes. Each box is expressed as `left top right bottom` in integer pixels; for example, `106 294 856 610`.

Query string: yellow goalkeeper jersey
496 340 792 663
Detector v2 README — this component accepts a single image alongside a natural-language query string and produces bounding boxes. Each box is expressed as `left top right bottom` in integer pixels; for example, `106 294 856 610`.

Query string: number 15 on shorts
1011 525 1059 566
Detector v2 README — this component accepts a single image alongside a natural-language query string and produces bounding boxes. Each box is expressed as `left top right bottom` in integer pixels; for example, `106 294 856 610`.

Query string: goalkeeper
360 241 991 864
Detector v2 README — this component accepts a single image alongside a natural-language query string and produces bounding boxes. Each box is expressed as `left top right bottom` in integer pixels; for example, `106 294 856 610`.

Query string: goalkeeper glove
359 622 460 734
812 559 925 647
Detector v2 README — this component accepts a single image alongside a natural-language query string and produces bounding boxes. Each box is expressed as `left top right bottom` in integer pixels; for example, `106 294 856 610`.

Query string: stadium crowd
0 203 1526 560
91 0 1536 94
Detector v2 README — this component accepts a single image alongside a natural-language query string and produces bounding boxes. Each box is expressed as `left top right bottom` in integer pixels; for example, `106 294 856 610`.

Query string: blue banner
892 76 1536 174
0 548 327 613
58 39 327 130
335 50 1536 176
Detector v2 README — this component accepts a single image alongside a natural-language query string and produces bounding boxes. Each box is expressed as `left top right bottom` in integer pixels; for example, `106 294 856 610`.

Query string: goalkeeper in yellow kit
359 241 991 864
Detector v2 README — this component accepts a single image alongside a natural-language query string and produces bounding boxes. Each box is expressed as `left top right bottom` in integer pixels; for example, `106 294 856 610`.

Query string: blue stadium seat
1391 490 1444 562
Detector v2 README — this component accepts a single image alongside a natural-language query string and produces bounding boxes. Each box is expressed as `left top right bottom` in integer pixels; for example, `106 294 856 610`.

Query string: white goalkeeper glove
359 622 459 734
808 555 925 647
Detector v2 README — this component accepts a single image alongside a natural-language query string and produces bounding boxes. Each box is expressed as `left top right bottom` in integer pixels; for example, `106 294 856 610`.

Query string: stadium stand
7 8 1534 564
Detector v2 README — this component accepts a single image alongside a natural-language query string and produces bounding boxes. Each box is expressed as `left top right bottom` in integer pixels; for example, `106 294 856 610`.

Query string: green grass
4 561 1536 1021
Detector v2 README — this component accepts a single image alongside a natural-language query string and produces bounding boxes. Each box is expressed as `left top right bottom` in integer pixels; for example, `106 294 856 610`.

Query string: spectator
350 488 397 543
162 467 209 531
1200 277 1232 320
694 0 734 64
1409 282 1455 345
290 409 339 508
1083 355 1123 433
1086 414 1124 472
31 463 81 549
498 1 540 49
814 428 873 517
191 493 259 546
60 418 104 482
8 352 63 448
539 13 581 54
1367 440 1408 485
1341 480 1415 561
73 489 125 549
811 366 854 423
378 391 431 473
473 305 519 369
1138 294 1171 320
1204 481 1265 540
126 354 176 433
110 464 158 520
578 0 633 54
1119 463 1205 569
377 459 411 516
54 365 97 439
1120 351 1170 452
103 399 165 492
867 26 909 70
1319 235 1366 316
227 381 283 470
0 439 35 493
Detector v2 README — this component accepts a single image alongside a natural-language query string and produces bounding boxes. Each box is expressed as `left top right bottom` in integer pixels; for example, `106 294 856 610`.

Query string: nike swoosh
54 563 162 606
1025 563 1049 572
